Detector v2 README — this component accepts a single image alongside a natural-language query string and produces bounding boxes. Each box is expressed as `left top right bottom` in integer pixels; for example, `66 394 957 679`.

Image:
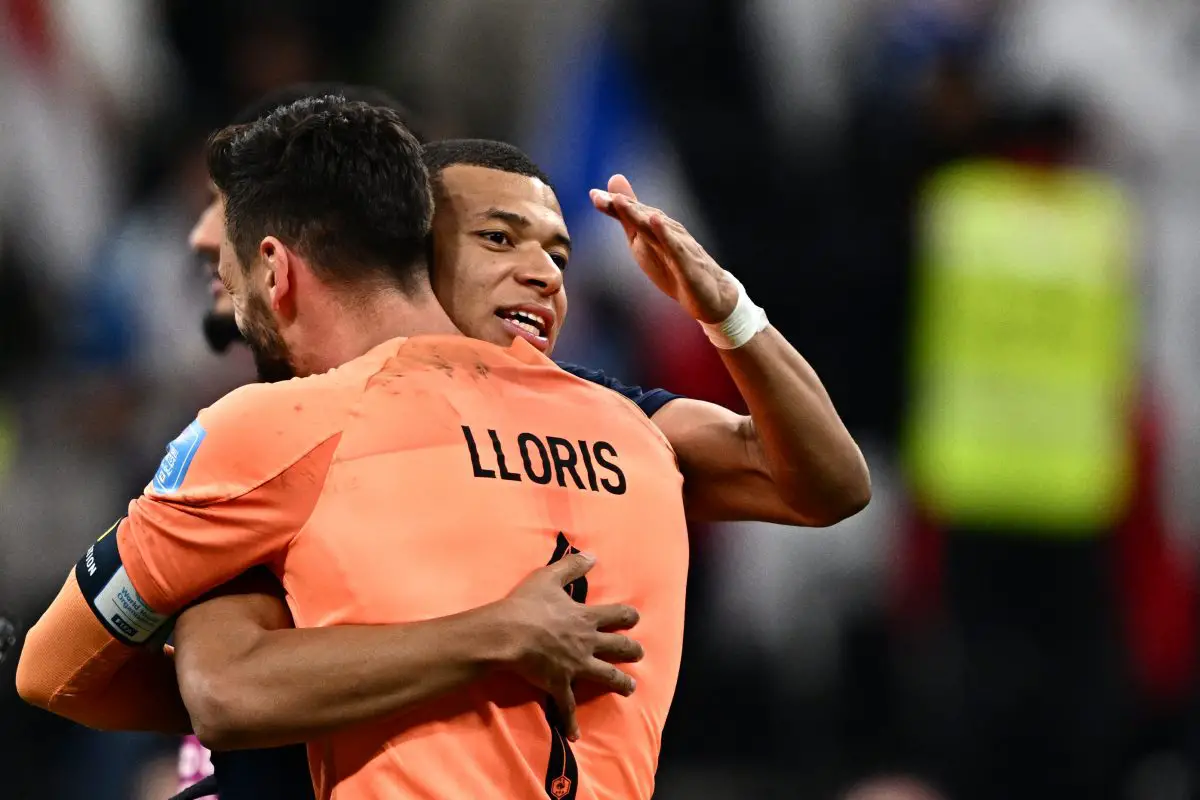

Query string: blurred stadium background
3 0 1200 798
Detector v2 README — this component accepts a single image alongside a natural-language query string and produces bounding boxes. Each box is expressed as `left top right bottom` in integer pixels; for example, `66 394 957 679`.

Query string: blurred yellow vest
903 160 1137 534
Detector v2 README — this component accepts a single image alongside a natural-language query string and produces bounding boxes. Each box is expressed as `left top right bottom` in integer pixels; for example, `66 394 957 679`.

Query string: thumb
608 174 638 202
549 551 596 586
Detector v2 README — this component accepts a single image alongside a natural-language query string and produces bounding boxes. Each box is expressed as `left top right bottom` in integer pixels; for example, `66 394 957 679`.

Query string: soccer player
169 134 871 798
19 96 690 800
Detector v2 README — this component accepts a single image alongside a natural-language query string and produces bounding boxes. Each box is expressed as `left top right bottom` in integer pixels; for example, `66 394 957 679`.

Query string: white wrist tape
700 274 768 350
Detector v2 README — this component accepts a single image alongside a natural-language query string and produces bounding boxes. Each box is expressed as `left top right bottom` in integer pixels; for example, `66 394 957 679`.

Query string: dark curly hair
207 95 432 293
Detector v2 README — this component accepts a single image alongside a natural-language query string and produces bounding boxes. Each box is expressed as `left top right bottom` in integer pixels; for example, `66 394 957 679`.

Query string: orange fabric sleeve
117 435 337 615
17 377 345 732
15 572 191 732
115 380 345 616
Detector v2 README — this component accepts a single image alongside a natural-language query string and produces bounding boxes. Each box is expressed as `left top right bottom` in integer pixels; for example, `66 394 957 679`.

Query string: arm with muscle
655 329 869 526
175 570 508 749
175 556 641 750
592 177 870 526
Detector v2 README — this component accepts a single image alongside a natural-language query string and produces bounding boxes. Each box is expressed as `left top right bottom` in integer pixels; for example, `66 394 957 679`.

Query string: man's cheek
555 302 568 338
213 293 235 314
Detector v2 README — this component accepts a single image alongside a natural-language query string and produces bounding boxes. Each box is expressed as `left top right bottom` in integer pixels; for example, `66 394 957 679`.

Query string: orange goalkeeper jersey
109 335 687 800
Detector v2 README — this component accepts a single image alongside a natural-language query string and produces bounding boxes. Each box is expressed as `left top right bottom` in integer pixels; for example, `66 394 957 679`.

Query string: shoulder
554 361 683 419
544 362 679 463
149 376 353 503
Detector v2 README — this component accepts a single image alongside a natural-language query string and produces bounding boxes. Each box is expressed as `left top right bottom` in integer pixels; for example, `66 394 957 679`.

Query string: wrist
468 599 527 670
699 273 768 350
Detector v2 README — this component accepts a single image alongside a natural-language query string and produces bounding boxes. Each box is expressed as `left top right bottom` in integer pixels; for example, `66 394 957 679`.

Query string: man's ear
260 236 292 314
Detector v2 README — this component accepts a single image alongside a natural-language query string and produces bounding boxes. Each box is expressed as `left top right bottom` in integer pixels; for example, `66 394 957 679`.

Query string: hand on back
493 552 643 741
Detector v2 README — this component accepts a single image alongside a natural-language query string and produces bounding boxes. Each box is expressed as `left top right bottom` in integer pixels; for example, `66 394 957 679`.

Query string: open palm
590 175 737 324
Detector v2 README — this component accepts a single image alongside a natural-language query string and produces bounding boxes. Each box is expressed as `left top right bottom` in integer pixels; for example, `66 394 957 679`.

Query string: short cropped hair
421 139 554 196
231 82 425 142
207 95 432 292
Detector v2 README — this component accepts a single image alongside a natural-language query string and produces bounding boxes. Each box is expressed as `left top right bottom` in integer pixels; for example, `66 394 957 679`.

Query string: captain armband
74 520 171 646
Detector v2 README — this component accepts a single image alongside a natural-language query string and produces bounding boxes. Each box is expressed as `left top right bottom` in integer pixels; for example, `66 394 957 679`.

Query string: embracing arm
175 570 509 750
175 555 641 750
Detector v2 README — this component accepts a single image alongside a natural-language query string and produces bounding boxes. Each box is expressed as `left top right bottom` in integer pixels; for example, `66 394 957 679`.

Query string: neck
296 285 460 376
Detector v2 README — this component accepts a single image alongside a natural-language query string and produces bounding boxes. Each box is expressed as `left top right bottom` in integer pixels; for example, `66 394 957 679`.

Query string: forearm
178 603 511 750
718 326 870 524
16 573 191 734
586 178 870 524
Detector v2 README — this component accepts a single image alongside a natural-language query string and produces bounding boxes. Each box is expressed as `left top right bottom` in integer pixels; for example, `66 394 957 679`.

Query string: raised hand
590 174 738 324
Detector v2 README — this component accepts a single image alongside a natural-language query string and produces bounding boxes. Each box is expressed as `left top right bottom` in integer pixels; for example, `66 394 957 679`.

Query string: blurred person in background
612 2 981 790
902 100 1136 800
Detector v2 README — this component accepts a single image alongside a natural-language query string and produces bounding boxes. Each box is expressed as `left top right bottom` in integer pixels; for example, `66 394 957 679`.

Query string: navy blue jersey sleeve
555 362 683 418
207 746 315 800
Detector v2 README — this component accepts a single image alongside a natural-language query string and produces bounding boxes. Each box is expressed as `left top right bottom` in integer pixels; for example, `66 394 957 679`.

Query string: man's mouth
495 305 553 350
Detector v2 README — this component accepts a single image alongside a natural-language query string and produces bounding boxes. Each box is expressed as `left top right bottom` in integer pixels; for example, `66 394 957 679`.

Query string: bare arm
176 556 641 750
593 178 870 526
654 331 868 526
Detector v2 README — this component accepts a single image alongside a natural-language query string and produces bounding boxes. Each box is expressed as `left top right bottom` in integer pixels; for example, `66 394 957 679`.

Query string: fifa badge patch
153 419 207 494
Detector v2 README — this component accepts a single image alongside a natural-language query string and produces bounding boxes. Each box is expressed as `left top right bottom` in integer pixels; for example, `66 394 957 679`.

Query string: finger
650 208 692 238
552 683 581 742
610 193 656 228
588 602 640 631
590 190 633 233
546 551 596 586
592 632 645 663
589 189 617 215
649 213 698 264
607 174 638 202
582 659 637 697
592 189 638 232
612 195 676 250
162 644 176 660
610 197 677 267
609 195 665 247
592 190 639 241
645 210 712 275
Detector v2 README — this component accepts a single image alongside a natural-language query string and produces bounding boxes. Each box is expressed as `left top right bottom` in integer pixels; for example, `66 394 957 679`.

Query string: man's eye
481 231 511 247
550 253 568 270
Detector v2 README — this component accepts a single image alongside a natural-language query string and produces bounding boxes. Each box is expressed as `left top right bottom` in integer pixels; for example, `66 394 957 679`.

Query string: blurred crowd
4 0 1200 798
